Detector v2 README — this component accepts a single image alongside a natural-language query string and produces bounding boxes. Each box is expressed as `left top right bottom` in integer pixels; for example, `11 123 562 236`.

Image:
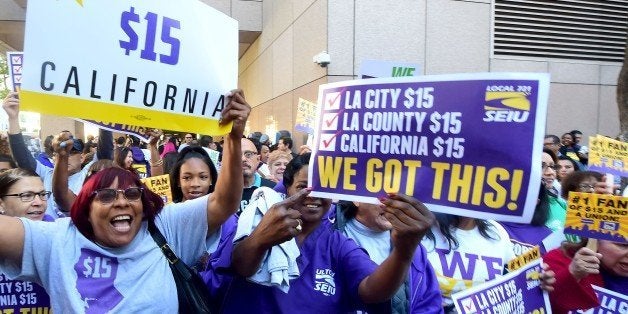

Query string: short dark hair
560 171 603 199
544 135 560 144
200 135 213 147
0 154 17 169
116 136 126 145
280 137 293 149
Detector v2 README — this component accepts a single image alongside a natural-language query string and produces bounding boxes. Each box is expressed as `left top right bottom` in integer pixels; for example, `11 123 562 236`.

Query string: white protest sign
21 0 238 135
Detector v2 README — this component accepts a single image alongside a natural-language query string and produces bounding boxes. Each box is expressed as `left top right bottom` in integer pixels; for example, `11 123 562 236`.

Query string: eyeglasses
578 183 595 191
92 187 143 204
1 191 51 202
542 163 558 171
243 151 258 159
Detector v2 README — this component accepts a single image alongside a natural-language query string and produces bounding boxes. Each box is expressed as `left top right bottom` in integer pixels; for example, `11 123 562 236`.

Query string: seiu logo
314 269 336 296
482 88 530 123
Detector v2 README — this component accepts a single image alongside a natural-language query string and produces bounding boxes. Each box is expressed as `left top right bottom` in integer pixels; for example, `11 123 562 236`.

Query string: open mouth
110 215 133 232
26 210 44 218
187 191 204 198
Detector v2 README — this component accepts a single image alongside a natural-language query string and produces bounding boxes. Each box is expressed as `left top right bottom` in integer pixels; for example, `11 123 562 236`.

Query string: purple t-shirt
205 224 378 313
500 222 553 256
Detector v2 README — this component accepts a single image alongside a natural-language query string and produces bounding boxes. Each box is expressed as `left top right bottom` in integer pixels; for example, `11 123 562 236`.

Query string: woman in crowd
560 171 603 201
170 146 218 203
0 168 53 221
0 90 249 312
114 147 135 173
557 155 580 182
334 200 443 313
543 148 568 232
0 168 53 309
266 149 292 182
545 238 627 313
559 132 584 164
421 213 515 313
208 153 435 313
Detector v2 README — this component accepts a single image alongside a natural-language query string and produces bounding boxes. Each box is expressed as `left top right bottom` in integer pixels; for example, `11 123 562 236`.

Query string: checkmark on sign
322 109 343 131
12 65 22 74
319 131 342 152
11 55 22 64
460 298 477 313
324 91 342 110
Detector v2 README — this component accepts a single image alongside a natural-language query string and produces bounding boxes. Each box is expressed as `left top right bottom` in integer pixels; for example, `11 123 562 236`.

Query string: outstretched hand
380 193 435 256
221 89 251 138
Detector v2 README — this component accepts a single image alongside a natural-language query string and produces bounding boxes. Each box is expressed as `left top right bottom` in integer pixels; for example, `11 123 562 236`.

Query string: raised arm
51 132 76 213
96 128 113 161
3 93 37 171
206 90 250 233
147 130 164 176
358 194 435 303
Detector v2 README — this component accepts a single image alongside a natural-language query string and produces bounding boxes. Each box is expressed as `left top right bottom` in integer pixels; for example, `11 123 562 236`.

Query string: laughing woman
0 90 250 312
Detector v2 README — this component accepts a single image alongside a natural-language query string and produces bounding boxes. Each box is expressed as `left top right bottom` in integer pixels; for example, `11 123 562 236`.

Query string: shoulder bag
148 221 213 313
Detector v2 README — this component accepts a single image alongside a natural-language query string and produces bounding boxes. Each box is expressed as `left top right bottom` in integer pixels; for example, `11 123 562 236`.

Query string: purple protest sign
452 259 550 314
78 119 150 142
308 73 549 223
0 273 51 312
568 285 627 314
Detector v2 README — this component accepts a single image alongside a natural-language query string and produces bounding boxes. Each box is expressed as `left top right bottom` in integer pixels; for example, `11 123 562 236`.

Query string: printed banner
0 273 51 313
21 0 238 135
565 192 627 243
308 73 549 223
568 285 628 314
79 119 150 142
507 246 541 272
452 259 551 314
358 60 421 79
295 98 318 134
588 135 628 178
6 52 23 92
141 174 173 204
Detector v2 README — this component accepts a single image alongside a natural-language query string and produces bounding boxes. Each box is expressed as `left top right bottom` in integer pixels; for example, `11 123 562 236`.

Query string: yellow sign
141 174 173 204
565 192 627 243
507 246 540 272
588 135 628 177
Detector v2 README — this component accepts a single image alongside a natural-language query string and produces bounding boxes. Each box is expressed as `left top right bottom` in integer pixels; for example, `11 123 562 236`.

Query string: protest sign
358 60 421 79
141 174 173 204
79 119 150 142
295 98 318 134
452 259 550 314
565 192 627 243
588 135 628 178
507 246 541 272
568 286 628 314
308 73 549 223
20 0 238 135
0 273 50 313
6 52 23 92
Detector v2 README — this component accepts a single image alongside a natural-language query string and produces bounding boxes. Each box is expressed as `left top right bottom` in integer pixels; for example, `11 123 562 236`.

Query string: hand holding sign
380 193 435 258
221 89 251 138
568 247 602 280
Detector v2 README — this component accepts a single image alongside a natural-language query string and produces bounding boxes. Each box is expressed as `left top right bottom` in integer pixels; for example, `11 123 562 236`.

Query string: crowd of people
0 90 626 313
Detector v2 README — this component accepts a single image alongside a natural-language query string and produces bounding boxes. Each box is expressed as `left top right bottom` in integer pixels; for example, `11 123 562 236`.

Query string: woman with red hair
0 90 249 312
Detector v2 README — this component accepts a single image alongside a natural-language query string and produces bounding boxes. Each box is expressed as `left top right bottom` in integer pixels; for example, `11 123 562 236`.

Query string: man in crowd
178 133 195 152
240 138 275 213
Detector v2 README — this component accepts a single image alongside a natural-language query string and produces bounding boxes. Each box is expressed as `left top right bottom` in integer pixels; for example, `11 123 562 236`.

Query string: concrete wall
239 0 623 147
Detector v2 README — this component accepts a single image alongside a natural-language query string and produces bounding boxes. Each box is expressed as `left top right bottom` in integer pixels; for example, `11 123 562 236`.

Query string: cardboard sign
565 192 627 243
141 174 173 204
588 135 628 178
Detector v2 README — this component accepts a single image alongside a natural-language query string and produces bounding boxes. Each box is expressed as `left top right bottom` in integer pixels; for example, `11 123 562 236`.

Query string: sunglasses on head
92 187 143 204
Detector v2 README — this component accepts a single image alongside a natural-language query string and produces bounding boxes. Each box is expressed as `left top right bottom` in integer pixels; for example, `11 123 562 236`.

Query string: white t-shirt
343 219 391 265
0 195 214 313
421 220 515 307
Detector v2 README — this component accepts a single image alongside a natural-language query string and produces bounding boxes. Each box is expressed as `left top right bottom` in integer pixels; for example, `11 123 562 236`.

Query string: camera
313 51 331 67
